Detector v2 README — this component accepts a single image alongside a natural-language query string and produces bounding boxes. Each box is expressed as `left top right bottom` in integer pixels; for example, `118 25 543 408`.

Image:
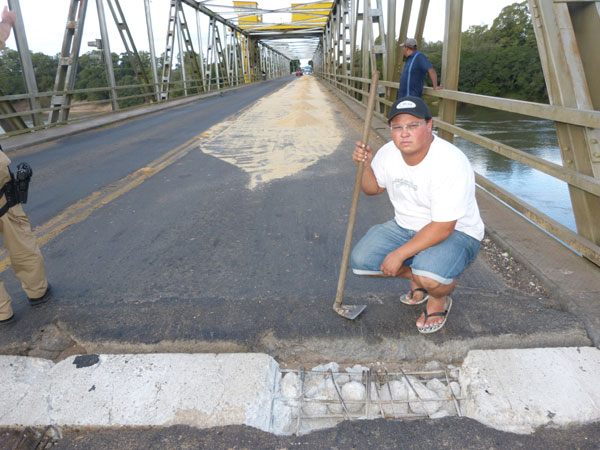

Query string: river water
448 105 576 232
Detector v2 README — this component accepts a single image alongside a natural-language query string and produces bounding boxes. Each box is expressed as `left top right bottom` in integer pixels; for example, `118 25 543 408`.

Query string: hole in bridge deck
271 361 463 435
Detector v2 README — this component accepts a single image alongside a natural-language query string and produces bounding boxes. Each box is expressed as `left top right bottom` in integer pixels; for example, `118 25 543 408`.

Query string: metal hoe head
334 304 367 320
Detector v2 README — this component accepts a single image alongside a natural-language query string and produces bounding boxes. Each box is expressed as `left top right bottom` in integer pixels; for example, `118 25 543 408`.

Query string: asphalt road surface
0 76 589 363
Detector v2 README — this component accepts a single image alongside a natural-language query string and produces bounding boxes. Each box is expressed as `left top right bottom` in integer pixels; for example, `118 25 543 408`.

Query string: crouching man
350 96 484 334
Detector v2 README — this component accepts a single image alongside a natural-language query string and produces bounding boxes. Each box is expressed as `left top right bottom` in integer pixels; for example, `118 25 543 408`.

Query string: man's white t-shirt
370 136 485 241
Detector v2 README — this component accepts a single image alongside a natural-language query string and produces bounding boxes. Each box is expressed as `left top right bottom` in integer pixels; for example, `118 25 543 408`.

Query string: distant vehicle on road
303 69 312 75
295 70 303 76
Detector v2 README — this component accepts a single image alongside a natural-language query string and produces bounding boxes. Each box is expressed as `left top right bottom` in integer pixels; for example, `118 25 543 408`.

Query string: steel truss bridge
1 0 600 266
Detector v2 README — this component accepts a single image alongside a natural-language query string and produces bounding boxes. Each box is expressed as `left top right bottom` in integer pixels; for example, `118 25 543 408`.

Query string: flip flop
400 288 429 305
417 296 453 334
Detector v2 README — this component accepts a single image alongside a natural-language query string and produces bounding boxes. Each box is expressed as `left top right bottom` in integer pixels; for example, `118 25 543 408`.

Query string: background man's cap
388 96 431 123
400 38 418 49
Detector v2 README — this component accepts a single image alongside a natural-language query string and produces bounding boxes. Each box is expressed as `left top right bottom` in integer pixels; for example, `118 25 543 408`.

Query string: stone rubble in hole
272 361 462 435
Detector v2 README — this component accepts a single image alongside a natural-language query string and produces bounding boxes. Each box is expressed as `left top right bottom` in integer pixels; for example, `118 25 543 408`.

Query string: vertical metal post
331 11 337 80
96 0 118 110
223 23 232 85
341 0 351 93
361 1 369 99
349 0 359 98
385 0 396 85
332 4 340 83
323 20 330 80
437 0 463 143
328 17 333 81
250 38 259 81
232 33 239 85
337 2 344 83
398 0 413 55
528 0 600 246
245 35 251 82
372 0 387 82
160 0 177 100
265 46 269 79
240 34 249 84
213 21 221 88
48 0 88 124
175 8 188 97
389 0 413 101
414 0 431 47
259 44 265 78
7 0 43 126
195 9 207 91
235 26 241 83
144 0 160 102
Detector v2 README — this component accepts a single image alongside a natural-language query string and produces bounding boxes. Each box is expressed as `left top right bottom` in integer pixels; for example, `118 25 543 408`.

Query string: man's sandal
417 296 453 334
400 288 429 305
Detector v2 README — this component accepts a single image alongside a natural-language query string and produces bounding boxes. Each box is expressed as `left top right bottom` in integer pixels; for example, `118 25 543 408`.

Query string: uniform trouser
0 199 47 321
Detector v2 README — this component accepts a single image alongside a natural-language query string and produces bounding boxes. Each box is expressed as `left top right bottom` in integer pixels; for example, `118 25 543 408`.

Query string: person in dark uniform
397 38 441 98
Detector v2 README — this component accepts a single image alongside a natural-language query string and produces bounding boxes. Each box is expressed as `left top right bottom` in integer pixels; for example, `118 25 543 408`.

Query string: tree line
1 2 547 105
0 49 163 108
423 1 547 102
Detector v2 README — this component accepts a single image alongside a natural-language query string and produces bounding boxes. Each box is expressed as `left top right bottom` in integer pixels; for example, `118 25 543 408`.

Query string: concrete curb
0 353 279 431
3 349 599 435
460 347 600 433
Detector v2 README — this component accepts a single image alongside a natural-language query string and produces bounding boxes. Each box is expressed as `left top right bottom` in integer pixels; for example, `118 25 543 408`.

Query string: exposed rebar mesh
273 363 462 435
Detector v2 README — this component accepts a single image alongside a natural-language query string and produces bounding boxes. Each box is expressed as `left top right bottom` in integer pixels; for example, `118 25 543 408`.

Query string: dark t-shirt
397 51 433 98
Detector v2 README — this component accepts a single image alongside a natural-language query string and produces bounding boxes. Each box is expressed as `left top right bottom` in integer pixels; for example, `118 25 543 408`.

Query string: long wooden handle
334 71 380 309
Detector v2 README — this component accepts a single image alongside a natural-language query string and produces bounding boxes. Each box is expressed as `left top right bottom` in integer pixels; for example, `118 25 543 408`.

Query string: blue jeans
350 220 481 285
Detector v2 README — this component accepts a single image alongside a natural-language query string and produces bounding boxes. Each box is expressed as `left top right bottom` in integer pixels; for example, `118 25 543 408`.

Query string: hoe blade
334 304 367 320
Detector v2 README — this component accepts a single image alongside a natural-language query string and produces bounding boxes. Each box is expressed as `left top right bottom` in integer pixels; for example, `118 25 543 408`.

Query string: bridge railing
319 71 600 267
0 73 264 137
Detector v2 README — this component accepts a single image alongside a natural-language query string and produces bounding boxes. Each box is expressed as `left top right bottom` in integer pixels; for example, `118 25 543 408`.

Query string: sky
2 0 515 63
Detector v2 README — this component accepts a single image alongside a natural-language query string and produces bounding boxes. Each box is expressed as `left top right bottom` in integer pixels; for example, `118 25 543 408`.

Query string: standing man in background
397 38 441 98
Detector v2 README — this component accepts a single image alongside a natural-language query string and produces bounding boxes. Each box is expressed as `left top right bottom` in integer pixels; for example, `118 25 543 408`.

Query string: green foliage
0 49 25 94
0 50 58 106
30 52 58 94
489 2 536 48
74 52 109 101
1 48 156 108
420 1 547 102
